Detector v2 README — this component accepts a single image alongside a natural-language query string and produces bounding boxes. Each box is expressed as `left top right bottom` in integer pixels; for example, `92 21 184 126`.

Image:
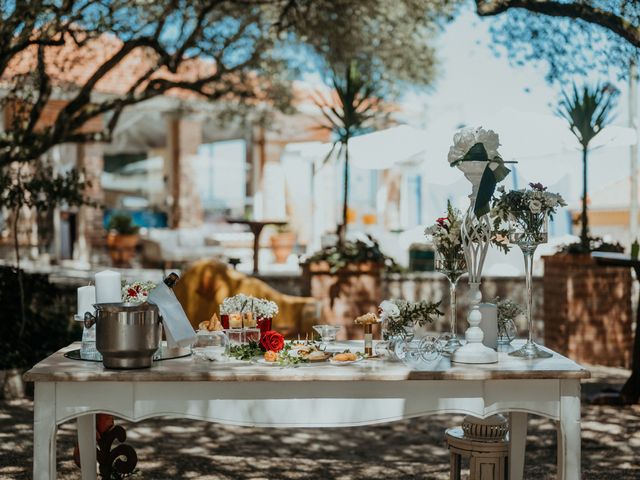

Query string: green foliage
384 299 443 338
228 341 263 360
0 267 80 369
485 1 640 82
304 235 399 273
556 83 619 149
555 83 619 250
107 213 140 235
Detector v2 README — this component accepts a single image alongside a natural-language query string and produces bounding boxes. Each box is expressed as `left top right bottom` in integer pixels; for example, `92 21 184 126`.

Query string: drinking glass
194 330 229 361
313 325 340 348
508 211 552 359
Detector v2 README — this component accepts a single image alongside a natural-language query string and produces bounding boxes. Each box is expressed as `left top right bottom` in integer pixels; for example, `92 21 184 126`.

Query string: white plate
328 356 364 366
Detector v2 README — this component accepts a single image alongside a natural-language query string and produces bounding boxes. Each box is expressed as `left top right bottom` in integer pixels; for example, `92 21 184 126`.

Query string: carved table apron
24 341 590 480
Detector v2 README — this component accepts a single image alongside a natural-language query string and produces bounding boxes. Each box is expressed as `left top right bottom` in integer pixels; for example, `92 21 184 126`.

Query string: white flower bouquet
447 127 511 217
492 182 566 244
220 294 279 318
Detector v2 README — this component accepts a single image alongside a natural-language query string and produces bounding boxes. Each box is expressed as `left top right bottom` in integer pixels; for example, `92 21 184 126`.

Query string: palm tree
556 83 619 251
313 61 383 244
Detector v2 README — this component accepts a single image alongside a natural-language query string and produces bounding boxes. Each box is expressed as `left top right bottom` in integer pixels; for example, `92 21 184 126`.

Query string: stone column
165 113 204 228
76 142 105 263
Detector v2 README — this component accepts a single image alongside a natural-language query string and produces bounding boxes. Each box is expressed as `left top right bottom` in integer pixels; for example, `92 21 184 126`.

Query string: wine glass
435 248 467 354
508 210 552 359
313 325 341 349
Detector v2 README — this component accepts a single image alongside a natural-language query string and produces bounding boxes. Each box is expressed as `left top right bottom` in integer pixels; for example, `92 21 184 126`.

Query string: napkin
148 282 196 348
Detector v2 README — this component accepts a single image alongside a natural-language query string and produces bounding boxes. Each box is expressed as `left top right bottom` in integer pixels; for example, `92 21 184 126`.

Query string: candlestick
76 285 96 319
95 270 122 304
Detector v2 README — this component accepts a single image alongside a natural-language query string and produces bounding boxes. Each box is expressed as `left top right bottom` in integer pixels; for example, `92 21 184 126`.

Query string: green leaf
474 165 497 218
462 143 489 161
492 162 511 183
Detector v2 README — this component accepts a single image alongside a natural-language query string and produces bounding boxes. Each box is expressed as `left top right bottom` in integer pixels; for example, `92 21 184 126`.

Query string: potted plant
269 225 296 264
301 235 399 339
106 213 140 267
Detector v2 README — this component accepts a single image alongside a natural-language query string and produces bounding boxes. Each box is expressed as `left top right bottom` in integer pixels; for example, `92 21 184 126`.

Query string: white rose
529 199 543 213
476 128 500 159
380 300 400 318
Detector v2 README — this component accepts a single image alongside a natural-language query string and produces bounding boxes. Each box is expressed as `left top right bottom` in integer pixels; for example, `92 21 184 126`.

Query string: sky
399 10 636 208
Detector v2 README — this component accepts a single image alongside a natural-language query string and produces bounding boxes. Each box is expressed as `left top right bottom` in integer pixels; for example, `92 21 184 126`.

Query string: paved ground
1 366 639 480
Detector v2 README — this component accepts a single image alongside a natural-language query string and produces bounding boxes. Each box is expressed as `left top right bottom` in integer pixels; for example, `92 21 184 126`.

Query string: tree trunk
13 207 27 338
339 140 350 245
580 146 589 250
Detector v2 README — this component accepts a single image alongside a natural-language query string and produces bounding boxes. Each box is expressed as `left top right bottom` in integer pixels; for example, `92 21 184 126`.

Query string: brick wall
543 253 633 368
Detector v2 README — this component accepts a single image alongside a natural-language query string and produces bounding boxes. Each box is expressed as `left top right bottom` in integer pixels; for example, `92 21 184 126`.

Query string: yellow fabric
173 259 317 338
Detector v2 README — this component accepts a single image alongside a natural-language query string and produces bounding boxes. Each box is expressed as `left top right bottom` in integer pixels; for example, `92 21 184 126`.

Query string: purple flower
529 182 547 192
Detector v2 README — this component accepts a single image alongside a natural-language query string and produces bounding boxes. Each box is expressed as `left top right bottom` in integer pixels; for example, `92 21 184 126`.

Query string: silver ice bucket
85 302 162 369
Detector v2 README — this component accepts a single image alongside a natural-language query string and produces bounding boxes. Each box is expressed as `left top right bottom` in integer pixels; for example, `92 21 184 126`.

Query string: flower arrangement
496 298 524 327
492 183 567 241
121 280 156 303
447 127 511 217
447 127 501 166
424 201 465 268
378 299 442 338
220 294 279 318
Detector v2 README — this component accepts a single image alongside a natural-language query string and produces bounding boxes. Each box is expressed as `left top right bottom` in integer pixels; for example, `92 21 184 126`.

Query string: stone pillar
76 142 104 263
543 253 633 368
166 114 204 228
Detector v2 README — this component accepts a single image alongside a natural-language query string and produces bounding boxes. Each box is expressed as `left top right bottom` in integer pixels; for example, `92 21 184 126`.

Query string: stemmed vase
508 210 552 359
435 249 467 354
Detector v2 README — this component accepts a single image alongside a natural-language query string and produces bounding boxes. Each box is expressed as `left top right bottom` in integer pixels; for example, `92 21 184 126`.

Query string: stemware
435 249 467 354
508 211 552 359
313 325 341 348
194 330 229 361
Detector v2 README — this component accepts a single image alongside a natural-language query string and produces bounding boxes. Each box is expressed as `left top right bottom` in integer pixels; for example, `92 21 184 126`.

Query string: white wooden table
24 341 590 480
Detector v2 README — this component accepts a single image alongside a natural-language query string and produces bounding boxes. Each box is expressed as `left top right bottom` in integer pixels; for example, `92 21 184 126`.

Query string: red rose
260 330 284 352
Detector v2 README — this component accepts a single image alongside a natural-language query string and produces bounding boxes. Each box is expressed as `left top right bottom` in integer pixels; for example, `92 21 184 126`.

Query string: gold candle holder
355 312 378 357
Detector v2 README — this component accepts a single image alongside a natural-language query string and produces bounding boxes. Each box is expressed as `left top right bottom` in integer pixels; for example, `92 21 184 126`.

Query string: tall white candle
76 285 96 319
479 303 498 349
95 270 122 304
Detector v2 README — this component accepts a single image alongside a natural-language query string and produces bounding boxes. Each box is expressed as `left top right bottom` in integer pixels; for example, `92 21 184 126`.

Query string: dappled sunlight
2 367 638 479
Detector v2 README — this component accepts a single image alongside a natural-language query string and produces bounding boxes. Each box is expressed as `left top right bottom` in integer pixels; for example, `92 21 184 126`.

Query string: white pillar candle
95 270 122 304
479 303 498 350
76 285 96 319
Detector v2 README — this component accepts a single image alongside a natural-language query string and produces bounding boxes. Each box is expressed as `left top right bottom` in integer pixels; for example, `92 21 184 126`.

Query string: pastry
333 352 357 362
308 351 328 362
354 312 379 325
264 350 279 362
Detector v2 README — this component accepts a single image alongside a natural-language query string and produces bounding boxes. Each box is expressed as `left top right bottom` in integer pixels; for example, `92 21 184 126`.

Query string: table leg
77 414 97 480
33 382 57 480
509 412 527 480
557 380 581 480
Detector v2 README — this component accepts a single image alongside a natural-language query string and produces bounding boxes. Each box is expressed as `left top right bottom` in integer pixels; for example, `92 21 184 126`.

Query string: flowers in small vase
378 299 442 338
496 298 524 343
220 294 279 318
492 182 567 241
121 280 156 303
447 127 511 217
424 200 464 265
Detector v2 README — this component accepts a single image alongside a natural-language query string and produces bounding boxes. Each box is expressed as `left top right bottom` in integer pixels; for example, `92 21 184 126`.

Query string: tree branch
475 0 640 47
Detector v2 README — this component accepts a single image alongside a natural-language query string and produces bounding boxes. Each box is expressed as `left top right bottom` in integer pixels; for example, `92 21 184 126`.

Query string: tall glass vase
435 250 466 354
508 210 552 359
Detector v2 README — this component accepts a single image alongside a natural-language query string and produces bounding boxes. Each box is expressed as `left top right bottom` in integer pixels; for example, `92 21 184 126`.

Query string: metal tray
64 343 192 363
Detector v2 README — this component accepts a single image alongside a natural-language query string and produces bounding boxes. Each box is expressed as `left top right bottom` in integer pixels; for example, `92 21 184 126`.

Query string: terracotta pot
270 232 296 264
107 233 139 267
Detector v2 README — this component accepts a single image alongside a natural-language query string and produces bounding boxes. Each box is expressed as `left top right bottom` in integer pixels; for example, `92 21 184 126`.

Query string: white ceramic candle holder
451 161 498 364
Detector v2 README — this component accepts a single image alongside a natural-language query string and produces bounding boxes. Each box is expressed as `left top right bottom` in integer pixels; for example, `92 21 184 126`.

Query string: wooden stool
445 427 509 480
